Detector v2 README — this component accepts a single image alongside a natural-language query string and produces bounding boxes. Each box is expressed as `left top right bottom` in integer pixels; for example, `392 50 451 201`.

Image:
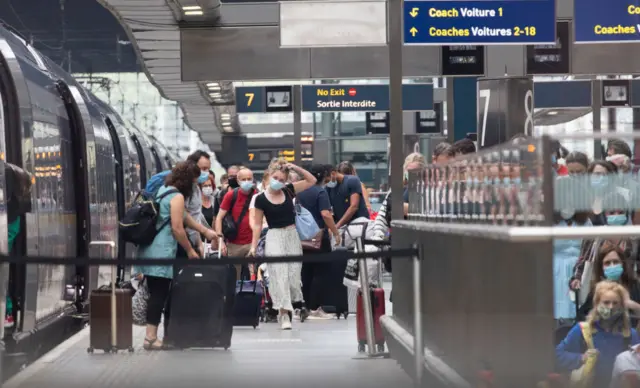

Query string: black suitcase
168 264 236 349
233 279 263 328
321 259 349 318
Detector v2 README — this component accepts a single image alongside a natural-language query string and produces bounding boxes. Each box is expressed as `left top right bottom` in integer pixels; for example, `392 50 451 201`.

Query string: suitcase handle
90 241 117 348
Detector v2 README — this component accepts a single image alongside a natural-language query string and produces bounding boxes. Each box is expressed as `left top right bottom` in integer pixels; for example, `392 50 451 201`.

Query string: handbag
578 239 599 306
132 277 149 326
283 187 321 241
570 322 597 388
301 229 325 251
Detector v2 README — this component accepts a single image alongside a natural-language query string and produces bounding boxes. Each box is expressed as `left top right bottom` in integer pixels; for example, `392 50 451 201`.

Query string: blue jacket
556 322 640 387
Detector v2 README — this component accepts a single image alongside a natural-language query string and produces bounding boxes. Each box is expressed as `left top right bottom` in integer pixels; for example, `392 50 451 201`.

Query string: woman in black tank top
249 159 317 330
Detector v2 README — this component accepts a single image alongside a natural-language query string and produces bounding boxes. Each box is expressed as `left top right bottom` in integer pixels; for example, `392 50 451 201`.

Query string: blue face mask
513 177 522 185
551 155 557 164
326 180 337 189
269 178 285 191
590 175 607 189
604 264 624 281
607 214 628 226
240 181 254 192
483 177 490 185
197 171 209 184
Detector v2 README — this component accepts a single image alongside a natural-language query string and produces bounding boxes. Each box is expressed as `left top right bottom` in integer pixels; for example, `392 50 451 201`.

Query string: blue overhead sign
574 0 640 43
403 0 556 45
301 84 434 112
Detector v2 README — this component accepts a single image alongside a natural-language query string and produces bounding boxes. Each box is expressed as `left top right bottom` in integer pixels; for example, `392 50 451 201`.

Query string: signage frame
441 45 485 76
300 84 434 112
403 0 557 46
526 21 571 75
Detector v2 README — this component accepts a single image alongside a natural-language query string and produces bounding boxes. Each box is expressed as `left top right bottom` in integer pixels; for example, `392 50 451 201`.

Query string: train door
56 81 90 307
130 135 148 187
103 118 126 278
0 49 20 335
150 147 163 174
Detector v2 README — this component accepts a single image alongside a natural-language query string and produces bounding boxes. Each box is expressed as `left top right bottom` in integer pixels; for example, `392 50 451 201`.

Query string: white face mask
202 187 213 196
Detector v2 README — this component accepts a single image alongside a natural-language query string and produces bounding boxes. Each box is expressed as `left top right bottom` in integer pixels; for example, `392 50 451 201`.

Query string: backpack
143 170 171 200
119 188 178 246
222 188 253 241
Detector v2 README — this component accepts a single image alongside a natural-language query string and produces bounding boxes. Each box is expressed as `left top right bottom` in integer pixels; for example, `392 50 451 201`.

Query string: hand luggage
233 279 263 328
168 238 235 349
87 241 133 354
356 287 385 353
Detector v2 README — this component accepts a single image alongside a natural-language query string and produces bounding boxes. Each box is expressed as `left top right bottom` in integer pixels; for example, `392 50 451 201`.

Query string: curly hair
165 161 200 198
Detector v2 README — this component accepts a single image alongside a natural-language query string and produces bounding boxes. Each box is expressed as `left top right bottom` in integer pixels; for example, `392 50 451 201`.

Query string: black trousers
301 233 333 310
145 275 172 327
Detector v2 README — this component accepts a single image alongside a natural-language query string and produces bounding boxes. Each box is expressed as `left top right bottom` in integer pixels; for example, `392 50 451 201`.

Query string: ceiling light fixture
206 82 219 88
182 5 202 10
221 113 231 119
184 10 204 15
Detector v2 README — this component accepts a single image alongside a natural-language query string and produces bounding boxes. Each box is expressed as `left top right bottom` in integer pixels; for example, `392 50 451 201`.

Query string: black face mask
228 176 239 189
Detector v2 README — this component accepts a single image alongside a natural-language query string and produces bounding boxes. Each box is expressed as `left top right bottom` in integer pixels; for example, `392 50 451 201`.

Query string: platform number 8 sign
524 89 533 137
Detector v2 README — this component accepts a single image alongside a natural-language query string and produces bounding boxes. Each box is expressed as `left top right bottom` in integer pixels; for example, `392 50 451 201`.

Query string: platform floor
5 284 410 388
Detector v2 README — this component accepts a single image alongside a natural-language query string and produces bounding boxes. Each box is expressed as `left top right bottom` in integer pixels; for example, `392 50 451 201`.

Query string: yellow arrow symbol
410 27 418 37
409 7 419 17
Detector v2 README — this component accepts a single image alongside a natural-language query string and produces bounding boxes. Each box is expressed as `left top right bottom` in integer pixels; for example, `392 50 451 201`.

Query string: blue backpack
143 170 171 200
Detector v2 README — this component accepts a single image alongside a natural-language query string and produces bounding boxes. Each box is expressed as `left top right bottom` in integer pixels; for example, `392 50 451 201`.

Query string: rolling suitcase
356 287 386 353
233 279 263 328
168 239 236 349
87 242 133 354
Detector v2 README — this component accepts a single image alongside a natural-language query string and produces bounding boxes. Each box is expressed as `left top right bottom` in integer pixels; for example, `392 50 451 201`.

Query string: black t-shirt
254 183 296 229
202 205 214 228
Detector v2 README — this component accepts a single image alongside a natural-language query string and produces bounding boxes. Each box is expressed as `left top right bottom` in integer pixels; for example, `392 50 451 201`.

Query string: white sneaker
308 308 334 320
280 314 292 330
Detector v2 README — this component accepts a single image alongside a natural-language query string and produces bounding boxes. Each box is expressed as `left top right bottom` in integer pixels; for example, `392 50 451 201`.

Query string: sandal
143 337 163 351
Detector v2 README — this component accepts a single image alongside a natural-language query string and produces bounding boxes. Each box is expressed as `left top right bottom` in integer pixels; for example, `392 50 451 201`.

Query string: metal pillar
412 244 424 387
592 80 603 159
388 0 404 221
293 85 302 164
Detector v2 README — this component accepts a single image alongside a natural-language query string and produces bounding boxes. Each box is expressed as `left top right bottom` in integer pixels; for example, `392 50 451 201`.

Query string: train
0 24 221 375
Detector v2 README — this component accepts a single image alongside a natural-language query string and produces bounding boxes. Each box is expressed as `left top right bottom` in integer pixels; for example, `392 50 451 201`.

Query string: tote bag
578 239 599 306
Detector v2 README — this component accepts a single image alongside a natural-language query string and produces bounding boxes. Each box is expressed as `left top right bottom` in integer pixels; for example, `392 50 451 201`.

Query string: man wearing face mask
325 165 370 229
216 167 256 278
183 150 217 257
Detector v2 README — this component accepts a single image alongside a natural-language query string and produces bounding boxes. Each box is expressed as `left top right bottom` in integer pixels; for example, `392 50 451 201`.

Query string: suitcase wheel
111 346 118 354
87 346 94 354
357 343 366 353
104 348 111 354
128 346 135 353
224 346 229 350
253 325 257 329
377 343 385 353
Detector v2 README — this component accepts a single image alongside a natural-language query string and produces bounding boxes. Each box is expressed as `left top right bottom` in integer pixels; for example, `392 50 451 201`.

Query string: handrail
392 221 640 242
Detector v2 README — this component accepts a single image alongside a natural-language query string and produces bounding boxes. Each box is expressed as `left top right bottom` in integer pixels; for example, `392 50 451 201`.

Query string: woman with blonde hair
249 158 316 330
556 281 640 387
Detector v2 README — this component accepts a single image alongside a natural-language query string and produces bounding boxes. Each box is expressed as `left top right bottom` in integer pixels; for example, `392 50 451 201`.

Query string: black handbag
222 189 252 241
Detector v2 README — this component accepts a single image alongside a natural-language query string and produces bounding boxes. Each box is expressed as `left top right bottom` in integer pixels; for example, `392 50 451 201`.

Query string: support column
448 77 478 143
476 77 534 148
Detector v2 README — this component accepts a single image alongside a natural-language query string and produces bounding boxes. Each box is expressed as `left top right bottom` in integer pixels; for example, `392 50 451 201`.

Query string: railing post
413 243 424 387
356 237 377 357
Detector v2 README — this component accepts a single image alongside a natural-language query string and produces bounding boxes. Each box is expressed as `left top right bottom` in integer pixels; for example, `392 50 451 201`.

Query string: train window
130 135 147 186
150 147 163 174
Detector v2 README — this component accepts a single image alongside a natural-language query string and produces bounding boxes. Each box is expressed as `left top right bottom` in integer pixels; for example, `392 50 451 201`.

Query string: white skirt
264 227 303 312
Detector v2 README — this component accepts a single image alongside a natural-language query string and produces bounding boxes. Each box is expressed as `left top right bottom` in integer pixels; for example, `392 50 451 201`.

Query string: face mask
483 177 490 185
269 178 285 191
513 177 522 185
607 214 628 226
197 171 209 184
202 187 213 196
326 180 337 189
590 175 606 189
604 264 624 281
551 155 557 164
240 181 254 192
560 209 575 220
597 305 623 322
228 176 239 189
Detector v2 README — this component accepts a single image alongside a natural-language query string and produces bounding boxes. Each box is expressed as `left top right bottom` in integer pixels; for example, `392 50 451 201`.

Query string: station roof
97 0 232 150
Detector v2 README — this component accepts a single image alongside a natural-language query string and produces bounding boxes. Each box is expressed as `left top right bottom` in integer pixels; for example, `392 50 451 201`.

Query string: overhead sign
403 0 556 45
441 45 485 76
279 1 387 48
301 84 434 112
235 86 293 114
574 0 640 43
526 21 571 75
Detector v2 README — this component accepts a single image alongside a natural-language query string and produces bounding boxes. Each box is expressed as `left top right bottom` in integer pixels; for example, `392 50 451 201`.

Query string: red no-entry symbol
348 88 357 97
